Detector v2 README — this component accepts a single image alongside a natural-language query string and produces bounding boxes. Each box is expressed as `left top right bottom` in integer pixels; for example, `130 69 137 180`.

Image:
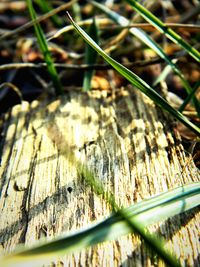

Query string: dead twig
0 54 183 72
0 0 77 42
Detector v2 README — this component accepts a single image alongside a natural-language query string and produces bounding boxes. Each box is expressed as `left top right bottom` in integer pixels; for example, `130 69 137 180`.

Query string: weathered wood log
0 86 199 266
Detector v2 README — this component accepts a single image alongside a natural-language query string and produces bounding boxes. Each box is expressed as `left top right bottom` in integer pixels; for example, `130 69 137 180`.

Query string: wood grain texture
0 86 199 266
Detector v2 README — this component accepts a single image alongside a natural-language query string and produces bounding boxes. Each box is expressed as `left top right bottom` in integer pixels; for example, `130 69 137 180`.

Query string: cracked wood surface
0 86 199 266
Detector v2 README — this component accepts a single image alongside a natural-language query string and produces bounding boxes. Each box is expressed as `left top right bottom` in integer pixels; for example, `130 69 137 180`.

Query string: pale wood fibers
0 86 199 266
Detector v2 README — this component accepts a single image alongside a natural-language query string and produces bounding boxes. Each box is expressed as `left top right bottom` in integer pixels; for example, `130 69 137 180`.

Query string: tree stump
0 86 199 266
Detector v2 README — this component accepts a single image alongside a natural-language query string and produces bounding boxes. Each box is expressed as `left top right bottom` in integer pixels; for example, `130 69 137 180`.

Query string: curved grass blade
90 1 200 117
67 13 200 136
0 82 23 102
1 182 199 267
26 0 63 95
0 0 77 42
126 0 200 63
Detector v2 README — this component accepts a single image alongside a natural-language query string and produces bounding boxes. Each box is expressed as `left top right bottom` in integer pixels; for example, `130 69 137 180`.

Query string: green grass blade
126 0 200 63
67 13 200 136
90 1 200 117
153 59 177 86
2 182 199 267
26 0 63 95
152 60 200 116
83 17 99 91
35 0 62 27
72 2 82 21
179 80 200 113
79 166 197 267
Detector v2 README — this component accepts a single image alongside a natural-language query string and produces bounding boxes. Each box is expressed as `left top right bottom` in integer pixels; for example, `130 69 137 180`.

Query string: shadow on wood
0 86 199 266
